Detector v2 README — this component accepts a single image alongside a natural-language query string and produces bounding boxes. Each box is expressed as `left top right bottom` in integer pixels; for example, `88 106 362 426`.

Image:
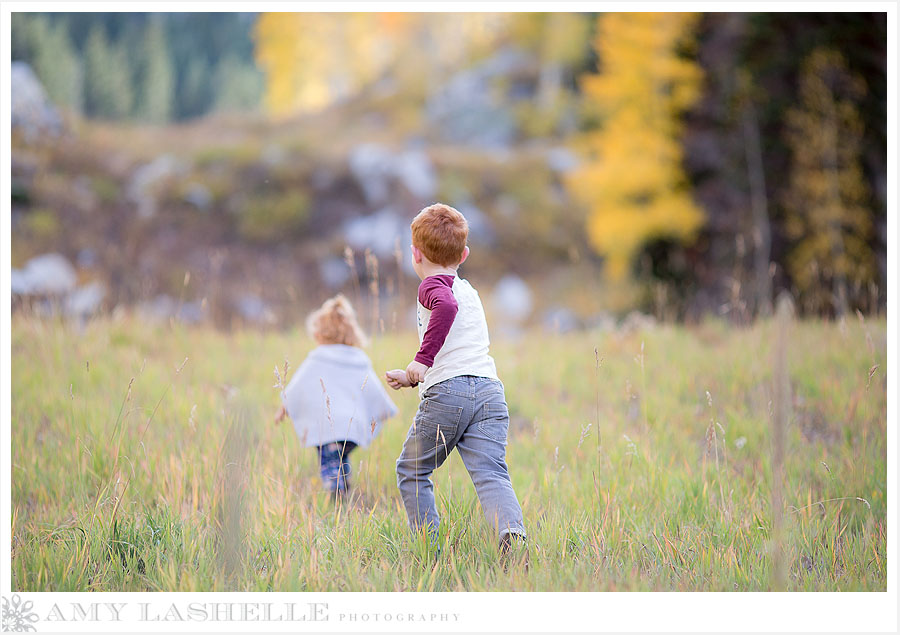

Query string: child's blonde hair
306 294 368 347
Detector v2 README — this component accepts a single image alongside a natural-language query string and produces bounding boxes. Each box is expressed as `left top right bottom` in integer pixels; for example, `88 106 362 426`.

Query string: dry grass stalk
770 292 793 590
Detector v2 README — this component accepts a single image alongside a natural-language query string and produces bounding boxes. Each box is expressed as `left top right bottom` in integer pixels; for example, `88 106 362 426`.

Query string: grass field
9 313 887 591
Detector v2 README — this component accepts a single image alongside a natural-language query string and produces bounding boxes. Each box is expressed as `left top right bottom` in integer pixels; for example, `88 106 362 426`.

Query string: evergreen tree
43 19 83 113
83 25 134 119
17 15 83 112
213 55 264 113
135 17 174 122
11 12 33 60
179 56 213 119
783 48 874 314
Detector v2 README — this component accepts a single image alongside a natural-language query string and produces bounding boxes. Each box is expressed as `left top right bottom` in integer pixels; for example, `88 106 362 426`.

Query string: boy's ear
411 244 423 264
458 246 470 265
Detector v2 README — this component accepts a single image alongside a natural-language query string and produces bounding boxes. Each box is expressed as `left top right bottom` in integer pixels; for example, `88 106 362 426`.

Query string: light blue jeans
396 375 526 539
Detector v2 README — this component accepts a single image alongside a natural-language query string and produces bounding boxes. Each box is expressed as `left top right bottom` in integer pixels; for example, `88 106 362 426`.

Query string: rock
183 183 212 211
348 144 395 206
546 147 579 173
76 248 99 269
178 300 206 324
136 294 206 324
343 207 409 259
136 294 177 322
456 202 496 247
319 256 350 290
65 281 106 317
491 275 533 322
542 306 580 333
11 62 62 142
11 253 77 295
394 149 436 199
127 154 186 218
347 144 437 206
425 48 529 149
234 294 275 324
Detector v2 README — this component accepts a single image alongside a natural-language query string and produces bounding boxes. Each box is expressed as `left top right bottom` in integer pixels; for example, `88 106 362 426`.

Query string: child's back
278 295 396 497
282 343 395 447
414 273 497 393
386 203 527 555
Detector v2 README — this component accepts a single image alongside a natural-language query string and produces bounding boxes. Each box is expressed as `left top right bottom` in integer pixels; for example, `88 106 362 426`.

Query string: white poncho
280 344 397 448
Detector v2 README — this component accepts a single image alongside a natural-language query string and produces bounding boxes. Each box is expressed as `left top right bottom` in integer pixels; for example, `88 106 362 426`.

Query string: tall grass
10 312 887 591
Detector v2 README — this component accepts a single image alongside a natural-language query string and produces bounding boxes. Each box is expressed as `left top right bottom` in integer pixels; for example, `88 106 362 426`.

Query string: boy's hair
306 294 368 347
411 203 468 267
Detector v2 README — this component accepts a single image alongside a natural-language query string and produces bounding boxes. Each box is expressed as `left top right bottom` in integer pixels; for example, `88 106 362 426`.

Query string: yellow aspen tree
254 13 327 116
783 48 874 314
566 13 705 281
254 13 507 118
255 13 388 117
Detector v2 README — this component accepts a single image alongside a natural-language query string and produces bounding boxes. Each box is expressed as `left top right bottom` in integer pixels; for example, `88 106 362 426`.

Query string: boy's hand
385 369 412 390
274 404 287 424
405 360 429 386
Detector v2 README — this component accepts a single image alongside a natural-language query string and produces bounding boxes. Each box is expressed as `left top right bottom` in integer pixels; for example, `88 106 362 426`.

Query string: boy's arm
408 276 458 384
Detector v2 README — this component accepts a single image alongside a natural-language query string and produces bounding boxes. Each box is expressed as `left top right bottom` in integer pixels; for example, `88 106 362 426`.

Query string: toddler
276 294 397 497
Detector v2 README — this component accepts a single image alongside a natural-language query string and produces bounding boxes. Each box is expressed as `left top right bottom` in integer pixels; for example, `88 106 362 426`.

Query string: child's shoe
499 532 529 573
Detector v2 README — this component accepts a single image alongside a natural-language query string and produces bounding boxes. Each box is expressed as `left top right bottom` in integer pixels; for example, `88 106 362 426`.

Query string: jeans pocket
415 396 463 443
478 401 509 443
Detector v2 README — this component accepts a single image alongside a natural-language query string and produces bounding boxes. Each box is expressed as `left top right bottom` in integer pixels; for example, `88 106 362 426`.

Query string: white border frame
2 2 896 632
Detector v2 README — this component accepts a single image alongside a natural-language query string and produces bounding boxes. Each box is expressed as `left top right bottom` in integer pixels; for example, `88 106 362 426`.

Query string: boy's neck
421 264 458 279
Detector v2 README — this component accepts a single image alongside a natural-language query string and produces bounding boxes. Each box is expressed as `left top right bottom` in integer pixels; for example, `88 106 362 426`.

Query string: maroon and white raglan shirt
414 273 498 394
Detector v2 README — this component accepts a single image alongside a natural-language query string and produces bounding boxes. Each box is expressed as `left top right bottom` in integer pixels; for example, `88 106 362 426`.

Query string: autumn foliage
566 13 705 281
783 48 875 313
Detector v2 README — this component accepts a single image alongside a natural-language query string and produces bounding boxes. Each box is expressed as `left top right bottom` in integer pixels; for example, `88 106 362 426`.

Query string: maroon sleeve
414 275 458 367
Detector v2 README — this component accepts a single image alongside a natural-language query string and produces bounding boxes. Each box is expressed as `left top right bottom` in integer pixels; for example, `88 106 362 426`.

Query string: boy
385 203 527 563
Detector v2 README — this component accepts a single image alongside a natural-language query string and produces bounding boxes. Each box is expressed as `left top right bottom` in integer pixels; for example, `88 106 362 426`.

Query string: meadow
9 312 887 591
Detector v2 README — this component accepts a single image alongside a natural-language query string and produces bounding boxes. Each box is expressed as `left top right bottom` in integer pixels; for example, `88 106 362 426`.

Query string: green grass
10 314 887 591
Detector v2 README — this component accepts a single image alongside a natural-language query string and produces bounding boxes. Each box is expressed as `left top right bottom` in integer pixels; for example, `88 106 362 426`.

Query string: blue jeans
318 441 356 493
396 376 526 539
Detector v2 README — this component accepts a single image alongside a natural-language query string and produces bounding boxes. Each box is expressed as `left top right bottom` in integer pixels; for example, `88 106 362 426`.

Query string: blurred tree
783 48 874 315
214 55 264 113
737 69 773 318
505 13 592 137
179 56 214 119
254 12 509 117
165 13 260 119
12 13 263 123
566 12 705 281
31 16 83 113
679 13 885 319
254 12 328 116
11 13 32 60
738 13 886 315
134 17 174 123
11 14 83 113
83 25 133 119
